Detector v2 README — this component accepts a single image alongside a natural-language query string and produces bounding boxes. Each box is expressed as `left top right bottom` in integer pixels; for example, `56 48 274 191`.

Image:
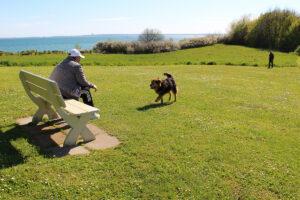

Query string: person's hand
93 85 98 92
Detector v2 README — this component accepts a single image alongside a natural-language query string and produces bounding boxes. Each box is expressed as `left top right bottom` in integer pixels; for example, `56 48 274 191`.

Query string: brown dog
150 73 178 104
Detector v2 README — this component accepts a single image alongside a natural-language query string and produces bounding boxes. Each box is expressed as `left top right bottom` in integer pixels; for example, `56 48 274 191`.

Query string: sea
0 34 207 53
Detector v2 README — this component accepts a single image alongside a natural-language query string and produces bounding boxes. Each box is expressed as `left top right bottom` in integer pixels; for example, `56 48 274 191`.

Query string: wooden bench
19 70 100 147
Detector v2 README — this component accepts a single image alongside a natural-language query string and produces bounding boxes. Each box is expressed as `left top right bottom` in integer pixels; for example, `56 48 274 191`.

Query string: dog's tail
163 72 173 79
164 72 177 94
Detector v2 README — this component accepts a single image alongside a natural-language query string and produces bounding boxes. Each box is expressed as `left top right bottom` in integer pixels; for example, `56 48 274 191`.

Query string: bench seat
64 99 99 115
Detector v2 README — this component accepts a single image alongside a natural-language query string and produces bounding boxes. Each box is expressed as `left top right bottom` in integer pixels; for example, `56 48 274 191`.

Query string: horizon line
0 33 226 39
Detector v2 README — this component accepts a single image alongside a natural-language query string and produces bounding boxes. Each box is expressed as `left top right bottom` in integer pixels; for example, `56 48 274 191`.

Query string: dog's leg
155 94 164 104
155 96 160 102
168 92 172 101
172 87 178 102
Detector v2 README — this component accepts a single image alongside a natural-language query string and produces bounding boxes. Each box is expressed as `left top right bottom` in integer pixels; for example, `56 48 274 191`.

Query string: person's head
69 49 85 63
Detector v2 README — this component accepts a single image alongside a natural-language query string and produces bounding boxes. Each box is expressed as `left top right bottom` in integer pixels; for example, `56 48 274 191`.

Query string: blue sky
0 0 299 38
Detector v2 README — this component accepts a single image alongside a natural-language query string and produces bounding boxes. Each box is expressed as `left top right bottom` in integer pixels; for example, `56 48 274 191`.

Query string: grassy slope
0 65 299 199
0 44 299 67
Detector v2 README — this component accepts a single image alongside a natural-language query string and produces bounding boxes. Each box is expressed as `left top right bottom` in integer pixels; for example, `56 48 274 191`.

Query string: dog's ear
157 79 162 87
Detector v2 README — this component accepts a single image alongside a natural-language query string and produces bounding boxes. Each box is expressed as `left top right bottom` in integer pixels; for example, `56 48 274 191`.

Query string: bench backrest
19 70 66 108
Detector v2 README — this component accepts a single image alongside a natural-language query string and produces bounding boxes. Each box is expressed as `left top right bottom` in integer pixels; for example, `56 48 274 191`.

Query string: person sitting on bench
49 49 98 110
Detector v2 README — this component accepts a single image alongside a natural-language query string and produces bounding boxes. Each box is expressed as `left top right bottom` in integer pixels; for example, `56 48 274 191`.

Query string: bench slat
21 70 65 108
47 80 66 108
26 81 52 100
22 71 50 89
23 74 62 97
64 99 99 115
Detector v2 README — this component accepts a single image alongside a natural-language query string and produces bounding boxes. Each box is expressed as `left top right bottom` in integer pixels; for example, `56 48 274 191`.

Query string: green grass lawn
0 65 299 199
0 44 299 67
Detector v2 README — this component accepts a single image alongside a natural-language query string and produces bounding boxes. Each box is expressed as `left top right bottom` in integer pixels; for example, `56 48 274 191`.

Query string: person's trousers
268 60 273 68
62 87 94 107
80 87 94 106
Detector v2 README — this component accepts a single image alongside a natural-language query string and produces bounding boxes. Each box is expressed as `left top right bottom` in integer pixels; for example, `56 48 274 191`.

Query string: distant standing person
49 49 98 109
268 51 274 69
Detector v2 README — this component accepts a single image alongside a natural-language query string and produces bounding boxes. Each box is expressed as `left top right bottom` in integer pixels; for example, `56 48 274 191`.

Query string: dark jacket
269 52 274 61
49 56 95 99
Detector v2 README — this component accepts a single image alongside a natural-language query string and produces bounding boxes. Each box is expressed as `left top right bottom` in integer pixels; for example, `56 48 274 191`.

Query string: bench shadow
21 119 70 149
137 101 174 111
0 123 30 169
0 119 74 169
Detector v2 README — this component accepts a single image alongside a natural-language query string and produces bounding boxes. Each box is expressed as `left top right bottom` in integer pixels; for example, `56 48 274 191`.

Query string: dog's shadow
137 102 174 111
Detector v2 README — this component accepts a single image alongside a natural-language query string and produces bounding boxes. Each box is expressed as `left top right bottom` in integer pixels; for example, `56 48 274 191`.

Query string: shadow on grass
0 119 71 169
137 102 174 111
0 124 28 169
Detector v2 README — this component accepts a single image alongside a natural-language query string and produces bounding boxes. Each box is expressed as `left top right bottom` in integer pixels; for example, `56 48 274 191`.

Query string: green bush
93 40 179 54
227 9 300 52
0 61 10 66
207 61 216 65
20 50 36 55
179 35 226 49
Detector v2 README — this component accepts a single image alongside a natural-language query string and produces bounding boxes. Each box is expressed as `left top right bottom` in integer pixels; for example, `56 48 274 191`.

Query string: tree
227 15 250 45
227 9 300 52
75 44 82 50
138 28 164 43
295 45 300 55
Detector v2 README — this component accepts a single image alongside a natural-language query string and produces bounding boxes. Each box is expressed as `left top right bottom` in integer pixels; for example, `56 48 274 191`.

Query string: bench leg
63 113 95 146
32 108 46 124
32 98 59 124
46 106 60 120
81 126 96 142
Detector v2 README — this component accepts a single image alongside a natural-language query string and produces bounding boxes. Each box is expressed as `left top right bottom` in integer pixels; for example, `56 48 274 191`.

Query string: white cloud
89 17 131 22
